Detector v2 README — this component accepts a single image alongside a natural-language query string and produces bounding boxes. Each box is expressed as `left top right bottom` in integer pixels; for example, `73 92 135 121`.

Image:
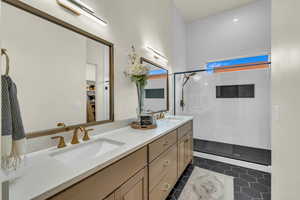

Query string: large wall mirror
141 58 169 113
2 0 114 138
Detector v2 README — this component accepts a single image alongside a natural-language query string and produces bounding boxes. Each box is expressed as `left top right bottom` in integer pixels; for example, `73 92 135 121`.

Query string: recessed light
233 18 239 23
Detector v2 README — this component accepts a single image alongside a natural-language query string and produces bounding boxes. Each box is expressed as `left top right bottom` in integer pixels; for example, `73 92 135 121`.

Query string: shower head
184 72 197 79
182 72 198 87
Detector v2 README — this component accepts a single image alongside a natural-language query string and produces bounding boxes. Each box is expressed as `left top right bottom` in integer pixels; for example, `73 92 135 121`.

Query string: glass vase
136 81 145 122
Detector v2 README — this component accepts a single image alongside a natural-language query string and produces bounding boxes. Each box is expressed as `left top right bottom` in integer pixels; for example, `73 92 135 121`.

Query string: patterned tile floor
167 157 271 200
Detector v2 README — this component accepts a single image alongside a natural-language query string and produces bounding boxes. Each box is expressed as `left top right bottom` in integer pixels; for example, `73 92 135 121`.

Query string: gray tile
218 163 232 170
248 169 264 178
167 157 271 200
232 166 247 174
235 178 249 187
240 173 257 182
241 187 261 198
235 192 252 200
257 178 271 187
263 173 271 180
262 192 271 200
225 170 240 178
206 159 220 166
250 183 270 193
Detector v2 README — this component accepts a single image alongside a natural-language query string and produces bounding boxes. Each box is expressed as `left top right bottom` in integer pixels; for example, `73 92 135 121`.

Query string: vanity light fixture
68 0 95 13
57 0 108 26
57 0 82 15
146 46 169 63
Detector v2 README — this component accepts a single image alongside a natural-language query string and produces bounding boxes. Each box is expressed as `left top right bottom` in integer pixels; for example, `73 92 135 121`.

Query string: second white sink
50 138 124 166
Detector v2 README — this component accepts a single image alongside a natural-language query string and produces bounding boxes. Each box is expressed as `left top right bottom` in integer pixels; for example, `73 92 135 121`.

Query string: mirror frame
3 0 115 139
140 57 169 113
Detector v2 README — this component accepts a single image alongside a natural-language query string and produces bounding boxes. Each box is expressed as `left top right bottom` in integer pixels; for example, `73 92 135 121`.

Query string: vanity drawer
148 130 177 162
178 121 192 139
149 159 177 200
48 147 147 200
149 144 177 192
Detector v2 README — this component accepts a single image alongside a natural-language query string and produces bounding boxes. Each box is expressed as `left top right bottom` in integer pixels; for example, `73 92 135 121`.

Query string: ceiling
174 0 258 22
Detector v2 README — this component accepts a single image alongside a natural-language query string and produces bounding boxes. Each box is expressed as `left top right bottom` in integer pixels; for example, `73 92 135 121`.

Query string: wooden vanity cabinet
48 120 193 200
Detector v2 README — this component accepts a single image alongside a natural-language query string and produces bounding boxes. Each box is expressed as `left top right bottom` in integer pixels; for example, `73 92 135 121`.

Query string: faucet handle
51 136 66 148
83 128 94 141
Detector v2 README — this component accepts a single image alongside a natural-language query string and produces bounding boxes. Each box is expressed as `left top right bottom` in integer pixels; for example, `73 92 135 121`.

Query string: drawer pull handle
184 139 189 143
163 160 170 167
162 183 171 191
163 141 169 146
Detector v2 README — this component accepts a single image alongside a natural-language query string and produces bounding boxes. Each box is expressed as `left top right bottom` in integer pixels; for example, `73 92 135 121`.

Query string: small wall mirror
141 58 169 113
2 1 114 137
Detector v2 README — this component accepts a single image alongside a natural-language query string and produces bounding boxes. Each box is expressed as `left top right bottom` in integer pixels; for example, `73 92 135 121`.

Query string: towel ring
1 48 10 75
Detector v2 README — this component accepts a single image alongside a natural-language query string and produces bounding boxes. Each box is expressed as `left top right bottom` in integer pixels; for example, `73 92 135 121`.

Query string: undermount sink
50 138 124 166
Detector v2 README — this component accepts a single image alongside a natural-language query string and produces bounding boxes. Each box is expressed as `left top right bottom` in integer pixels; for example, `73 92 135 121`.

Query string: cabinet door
115 167 148 200
178 137 186 176
178 132 193 176
188 132 194 163
186 132 193 165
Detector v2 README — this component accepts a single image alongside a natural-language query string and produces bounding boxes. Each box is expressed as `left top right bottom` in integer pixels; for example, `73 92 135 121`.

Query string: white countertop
10 116 193 200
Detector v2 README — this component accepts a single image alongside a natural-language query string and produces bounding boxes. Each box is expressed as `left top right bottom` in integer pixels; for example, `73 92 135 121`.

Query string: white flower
126 63 149 76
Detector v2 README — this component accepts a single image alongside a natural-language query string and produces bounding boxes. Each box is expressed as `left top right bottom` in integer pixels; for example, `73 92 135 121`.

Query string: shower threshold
194 139 271 166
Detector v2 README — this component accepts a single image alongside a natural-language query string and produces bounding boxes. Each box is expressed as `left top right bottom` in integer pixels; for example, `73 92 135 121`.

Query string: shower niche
216 84 255 98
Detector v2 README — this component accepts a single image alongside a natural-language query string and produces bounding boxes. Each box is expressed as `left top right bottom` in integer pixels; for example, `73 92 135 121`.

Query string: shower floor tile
194 139 271 166
166 157 271 200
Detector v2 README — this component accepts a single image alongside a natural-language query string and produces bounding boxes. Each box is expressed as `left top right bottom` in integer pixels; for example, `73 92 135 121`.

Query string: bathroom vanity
10 117 193 200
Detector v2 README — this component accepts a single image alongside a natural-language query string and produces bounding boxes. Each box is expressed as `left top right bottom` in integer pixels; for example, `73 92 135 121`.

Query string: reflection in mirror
2 2 113 135
141 58 169 113
86 39 110 123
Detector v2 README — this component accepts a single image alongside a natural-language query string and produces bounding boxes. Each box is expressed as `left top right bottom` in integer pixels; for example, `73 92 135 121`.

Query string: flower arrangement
124 46 149 87
124 46 149 117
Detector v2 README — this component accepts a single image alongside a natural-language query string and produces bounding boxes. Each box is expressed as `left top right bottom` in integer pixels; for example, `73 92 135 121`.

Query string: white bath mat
178 167 234 200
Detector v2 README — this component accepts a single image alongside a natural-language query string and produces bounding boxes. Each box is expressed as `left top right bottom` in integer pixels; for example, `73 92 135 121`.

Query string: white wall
186 0 271 70
177 68 271 149
170 3 188 114
171 4 187 72
272 0 300 199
